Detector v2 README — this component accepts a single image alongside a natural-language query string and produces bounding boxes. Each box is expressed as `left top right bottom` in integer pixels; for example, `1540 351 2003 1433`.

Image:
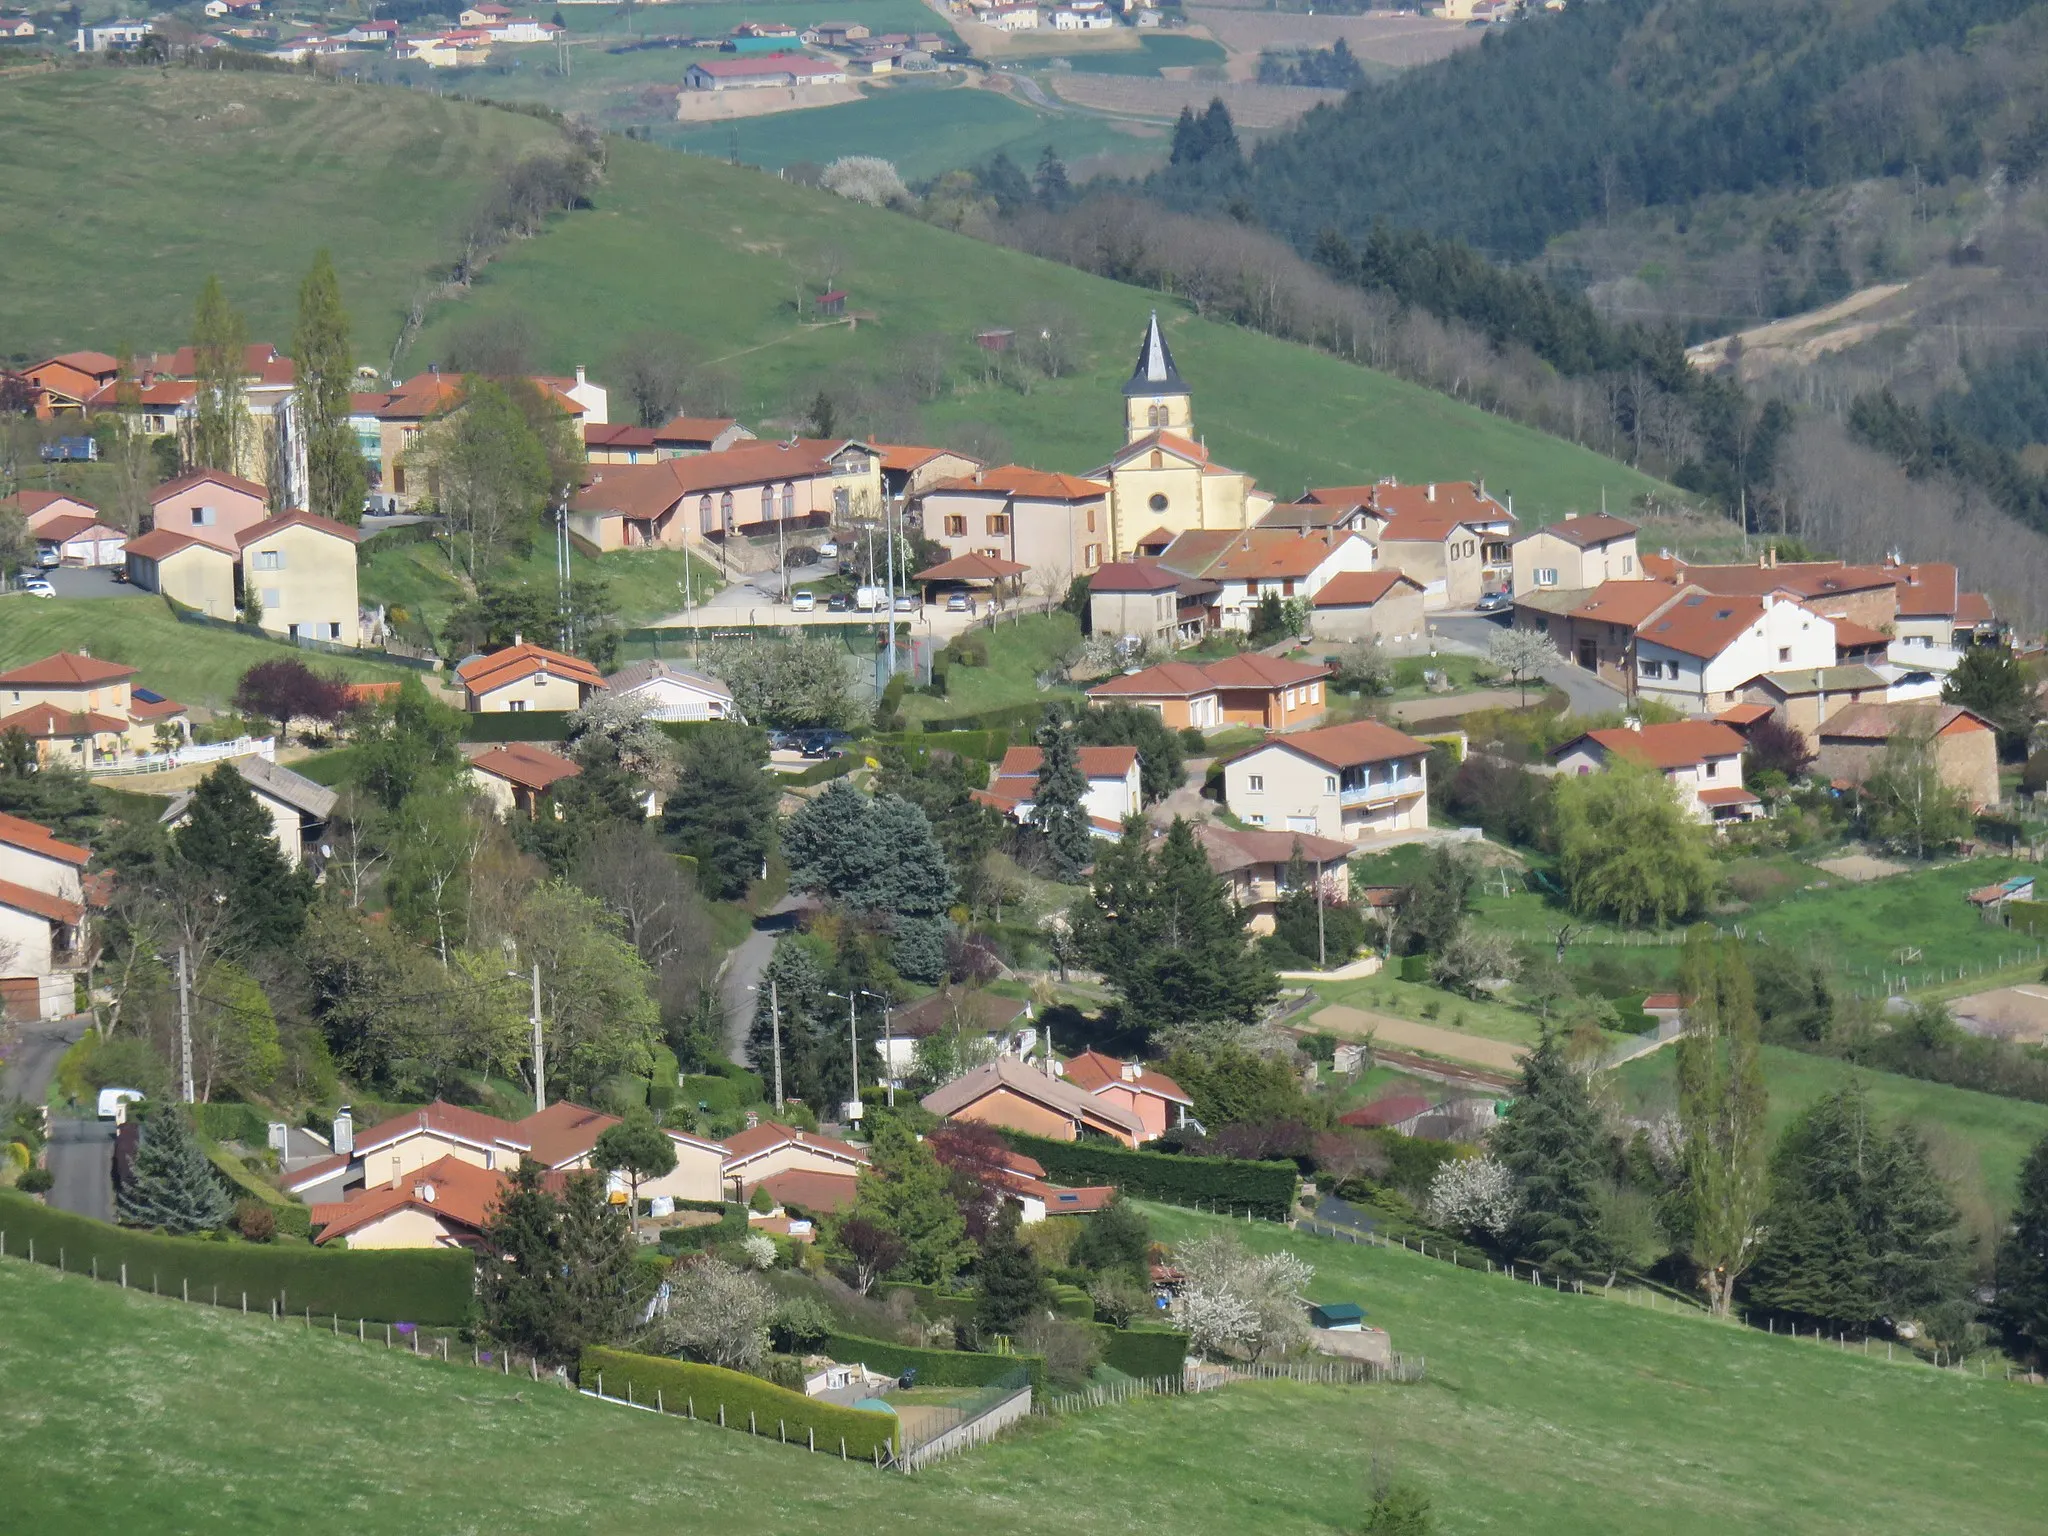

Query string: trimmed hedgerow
999 1132 1297 1220
657 1203 748 1253
820 1331 1045 1398
580 1347 900 1460
0 1192 472 1322
1093 1323 1189 1378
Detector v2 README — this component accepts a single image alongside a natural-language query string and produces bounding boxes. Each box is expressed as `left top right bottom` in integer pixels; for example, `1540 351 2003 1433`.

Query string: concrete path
1313 1003 1530 1072
719 897 804 1065
4 1012 89 1105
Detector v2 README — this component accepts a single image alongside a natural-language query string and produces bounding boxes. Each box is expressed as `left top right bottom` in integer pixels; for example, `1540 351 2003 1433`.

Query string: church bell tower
1122 311 1193 445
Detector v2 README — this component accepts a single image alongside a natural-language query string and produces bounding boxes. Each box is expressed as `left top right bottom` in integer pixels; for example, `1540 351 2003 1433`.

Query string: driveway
1314 1003 1530 1072
718 898 805 1065
37 566 141 600
1428 612 1626 715
5 1013 90 1105
46 1119 115 1223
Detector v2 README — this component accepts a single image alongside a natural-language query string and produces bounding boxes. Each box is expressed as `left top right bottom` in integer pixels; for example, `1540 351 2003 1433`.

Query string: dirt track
1314 1004 1529 1071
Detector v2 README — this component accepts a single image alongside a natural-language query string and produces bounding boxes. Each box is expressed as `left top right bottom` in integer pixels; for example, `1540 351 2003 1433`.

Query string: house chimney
1564 511 1578 521
1426 483 1436 502
1043 1025 1054 1077
744 1110 760 1130
332 1106 354 1156
1122 1060 1140 1082
513 631 522 647
1624 714 1642 732
574 365 587 388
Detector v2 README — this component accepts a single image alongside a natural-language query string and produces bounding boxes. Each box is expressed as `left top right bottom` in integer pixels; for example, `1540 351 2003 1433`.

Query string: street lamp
827 988 889 1121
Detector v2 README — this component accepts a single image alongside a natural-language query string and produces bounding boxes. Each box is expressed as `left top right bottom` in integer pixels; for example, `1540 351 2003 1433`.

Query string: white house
1551 720 1761 824
975 744 1141 838
74 18 151 49
161 756 336 870
1633 591 1835 716
1222 720 1431 842
603 659 736 721
1158 529 1378 633
0 811 92 1022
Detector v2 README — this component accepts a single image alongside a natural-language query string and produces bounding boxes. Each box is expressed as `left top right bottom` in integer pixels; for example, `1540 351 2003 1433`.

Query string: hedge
821 1330 1045 1398
1092 1323 1188 1378
192 1102 269 1145
0 1193 473 1322
920 703 1047 733
874 729 1010 764
1400 953 1432 983
682 1075 745 1114
1000 1132 1296 1220
462 712 573 742
878 1281 976 1325
581 1346 900 1460
786 754 861 788
657 1203 748 1252
1049 1282 1094 1320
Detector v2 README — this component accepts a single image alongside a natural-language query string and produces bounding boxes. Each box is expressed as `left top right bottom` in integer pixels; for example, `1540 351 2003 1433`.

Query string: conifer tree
846 1116 975 1286
477 1158 564 1357
974 1203 1049 1336
116 1109 232 1234
191 274 250 475
1492 1028 1614 1276
553 1169 642 1358
1998 1131 2048 1360
292 249 368 524
173 764 315 951
1030 710 1093 880
1676 934 1770 1315
1033 144 1071 209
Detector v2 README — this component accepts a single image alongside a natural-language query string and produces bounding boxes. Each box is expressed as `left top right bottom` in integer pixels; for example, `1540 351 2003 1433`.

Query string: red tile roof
129 694 187 721
1088 560 1182 594
1529 513 1637 548
0 875 86 927
914 552 1027 581
0 812 92 868
235 508 361 546
584 423 658 451
748 1167 860 1215
151 468 267 504
31 514 125 547
1716 703 1774 727
651 414 744 444
720 1121 868 1170
0 651 136 687
1061 1048 1193 1105
124 528 224 562
1190 819 1352 874
1892 561 1959 618
1635 591 1767 659
873 443 972 474
919 1057 1148 1140
4 490 97 524
1817 702 1991 741
310 1155 505 1245
514 1101 618 1168
0 703 129 738
1312 570 1422 608
1192 530 1369 582
284 1099 533 1195
1087 654 1328 702
1955 592 1995 627
1302 481 1510 540
1199 653 1332 690
1830 617 1890 649
928 465 1105 501
1339 1094 1431 1129
995 745 1138 781
1696 785 1762 807
1568 721 1746 770
470 742 582 793
1566 580 1681 627
456 643 605 696
1242 719 1429 770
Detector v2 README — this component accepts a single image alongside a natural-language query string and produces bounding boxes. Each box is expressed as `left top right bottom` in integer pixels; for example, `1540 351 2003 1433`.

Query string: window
977 547 1003 560
1284 689 1297 708
781 483 795 520
944 515 966 537
328 622 342 640
1622 554 1634 573
986 514 1009 535
1246 813 1266 826
190 506 214 527
1705 760 1719 779
834 487 850 516
699 494 715 533
1325 775 1338 794
1778 647 1791 662
1147 403 1164 428
507 699 528 713
1084 543 1101 569
1536 567 1558 586
1308 682 1320 703
392 465 406 494
1149 451 1163 469
1281 580 1295 597
1086 507 1097 533
1247 774 1264 792
761 486 775 520
720 491 734 523
1148 492 1168 512
251 549 284 572
260 588 281 610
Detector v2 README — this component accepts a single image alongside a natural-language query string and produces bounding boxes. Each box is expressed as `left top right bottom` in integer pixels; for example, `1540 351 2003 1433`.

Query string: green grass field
6 1210 2042 1535
358 535 721 638
0 595 421 710
0 70 561 360
1614 1043 2048 1221
547 0 953 38
897 611 1081 723
1053 34 1229 73
664 81 1152 181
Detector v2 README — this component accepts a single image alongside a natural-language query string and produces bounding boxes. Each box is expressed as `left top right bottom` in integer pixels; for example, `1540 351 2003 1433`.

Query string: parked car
40 435 98 463
894 594 917 612
817 539 839 558
837 559 856 578
945 591 970 613
790 588 816 613
17 576 54 598
826 592 851 612
853 586 884 612
1475 589 1513 615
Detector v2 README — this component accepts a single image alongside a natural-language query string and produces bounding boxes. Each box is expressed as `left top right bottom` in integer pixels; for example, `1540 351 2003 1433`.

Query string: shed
815 290 848 317
1309 1301 1365 1331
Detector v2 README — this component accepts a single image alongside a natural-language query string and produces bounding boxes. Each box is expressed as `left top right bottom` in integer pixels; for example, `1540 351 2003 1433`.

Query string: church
1095 313 1272 560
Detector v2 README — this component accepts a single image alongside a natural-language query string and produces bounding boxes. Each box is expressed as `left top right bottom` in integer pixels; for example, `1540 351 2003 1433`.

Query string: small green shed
1310 1301 1365 1331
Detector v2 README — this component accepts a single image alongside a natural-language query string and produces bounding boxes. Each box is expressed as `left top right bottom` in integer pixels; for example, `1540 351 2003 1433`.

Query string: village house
1055 1050 1195 1139
162 756 338 869
4 489 101 529
583 424 661 465
1222 719 1431 841
1737 664 1893 740
974 744 1142 837
287 1100 536 1203
21 352 121 415
123 528 236 619
1097 314 1271 558
1085 558 1220 649
652 415 755 457
1189 820 1354 936
1087 653 1332 731
1634 591 1836 715
310 1155 507 1251
916 465 1111 581
456 642 607 713
683 52 848 89
0 812 93 1023
1154 528 1378 632
569 438 881 553
1813 702 2000 811
874 443 982 499
147 469 272 554
877 988 1035 1087
1290 480 1514 610
986 1151 1118 1222
467 742 581 819
603 659 736 721
1551 720 1761 825
0 651 187 766
721 1120 870 1206
921 1056 1149 1147
1309 570 1428 645
1511 579 1683 692
104 345 302 493
367 369 602 507
234 509 361 647
1510 512 1640 593
32 513 127 569
520 1100 731 1205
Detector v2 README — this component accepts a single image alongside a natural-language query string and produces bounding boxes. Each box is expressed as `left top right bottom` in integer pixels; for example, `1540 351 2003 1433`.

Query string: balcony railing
1339 775 1425 806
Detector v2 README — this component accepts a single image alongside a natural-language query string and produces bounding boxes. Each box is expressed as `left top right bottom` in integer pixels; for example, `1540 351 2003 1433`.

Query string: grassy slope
410 134 1674 516
7 1215 2043 1536
0 70 561 360
1615 1043 2048 1219
358 536 722 633
0 594 418 709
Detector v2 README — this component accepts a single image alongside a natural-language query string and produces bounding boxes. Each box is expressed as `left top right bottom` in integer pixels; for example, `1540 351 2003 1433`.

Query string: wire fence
579 1376 899 1470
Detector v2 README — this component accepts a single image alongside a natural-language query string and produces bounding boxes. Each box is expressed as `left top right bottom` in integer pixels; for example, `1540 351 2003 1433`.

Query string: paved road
718 898 805 1066
1428 612 1626 715
46 1119 115 1223
5 1013 89 1105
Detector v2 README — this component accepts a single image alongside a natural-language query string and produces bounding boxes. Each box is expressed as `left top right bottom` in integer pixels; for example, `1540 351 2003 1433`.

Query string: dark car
826 592 851 612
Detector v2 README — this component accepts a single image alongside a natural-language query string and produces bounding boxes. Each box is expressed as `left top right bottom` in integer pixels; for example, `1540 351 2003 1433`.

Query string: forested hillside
1152 0 2048 261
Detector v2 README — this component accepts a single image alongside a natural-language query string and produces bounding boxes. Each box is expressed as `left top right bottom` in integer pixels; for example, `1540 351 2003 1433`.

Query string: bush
580 1347 900 1459
193 1102 269 1145
1000 1132 1296 1219
682 1075 742 1113
1018 1315 1100 1390
820 1330 1046 1397
0 1192 472 1321
233 1200 276 1243
877 1281 978 1325
1093 1322 1189 1377
658 1203 749 1253
1400 954 1432 983
18 1165 53 1194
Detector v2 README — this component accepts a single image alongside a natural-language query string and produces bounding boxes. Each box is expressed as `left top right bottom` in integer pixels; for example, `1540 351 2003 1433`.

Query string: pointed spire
1123 310 1189 398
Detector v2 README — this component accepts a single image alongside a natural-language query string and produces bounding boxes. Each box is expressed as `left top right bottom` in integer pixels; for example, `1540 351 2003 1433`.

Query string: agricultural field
7 1210 2042 1536
1046 73 1342 130
1051 34 1229 74
0 70 561 361
1185 6 1480 75
0 596 420 711
547 0 954 38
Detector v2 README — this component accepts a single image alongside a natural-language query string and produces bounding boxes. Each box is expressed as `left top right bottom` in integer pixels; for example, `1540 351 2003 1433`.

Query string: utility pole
530 961 545 1113
881 999 895 1107
1317 859 1327 970
555 495 574 652
176 945 194 1105
847 990 860 1116
769 977 785 1113
884 494 897 679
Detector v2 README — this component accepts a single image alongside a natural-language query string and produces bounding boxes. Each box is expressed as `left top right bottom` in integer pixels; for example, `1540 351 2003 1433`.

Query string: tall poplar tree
1675 933 1770 1316
190 275 250 475
292 249 367 524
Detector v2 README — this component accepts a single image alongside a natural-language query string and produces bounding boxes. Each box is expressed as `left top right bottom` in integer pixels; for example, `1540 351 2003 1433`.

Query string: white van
97 1087 145 1123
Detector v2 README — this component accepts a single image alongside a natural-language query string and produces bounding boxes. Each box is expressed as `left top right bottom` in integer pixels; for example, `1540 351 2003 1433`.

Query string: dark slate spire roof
1122 310 1189 398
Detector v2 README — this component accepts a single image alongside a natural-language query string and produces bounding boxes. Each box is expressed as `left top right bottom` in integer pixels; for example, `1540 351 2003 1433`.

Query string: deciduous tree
844 1116 975 1286
1552 758 1717 927
1862 715 1972 859
660 1256 773 1371
594 1108 676 1234
1486 626 1562 704
191 274 250 474
292 249 367 523
1675 933 1770 1316
233 658 348 741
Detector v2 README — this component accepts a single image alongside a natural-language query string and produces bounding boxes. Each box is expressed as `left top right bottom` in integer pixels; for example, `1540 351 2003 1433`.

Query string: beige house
456 643 607 713
877 443 983 498
921 1056 1148 1147
1551 721 1761 825
0 811 93 1023
1739 664 1890 739
1156 529 1378 633
1222 719 1431 841
162 757 338 869
1086 559 1219 648
234 510 361 647
1511 579 1682 693
148 469 272 554
310 1155 505 1251
519 1100 731 1206
467 742 582 819
286 1099 537 1203
1814 703 2000 810
1294 481 1514 610
720 1120 869 1199
1087 654 1332 732
569 438 882 553
1096 313 1271 559
124 528 236 618
917 466 1111 582
0 651 187 763
1310 570 1427 644
1511 513 1639 594
1190 821 1354 936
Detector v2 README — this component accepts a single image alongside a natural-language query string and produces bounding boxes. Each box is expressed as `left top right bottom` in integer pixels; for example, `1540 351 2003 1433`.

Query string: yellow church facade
1097 313 1272 560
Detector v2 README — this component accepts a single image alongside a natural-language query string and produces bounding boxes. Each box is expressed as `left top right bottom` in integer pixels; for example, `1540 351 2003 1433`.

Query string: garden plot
1948 983 2048 1043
